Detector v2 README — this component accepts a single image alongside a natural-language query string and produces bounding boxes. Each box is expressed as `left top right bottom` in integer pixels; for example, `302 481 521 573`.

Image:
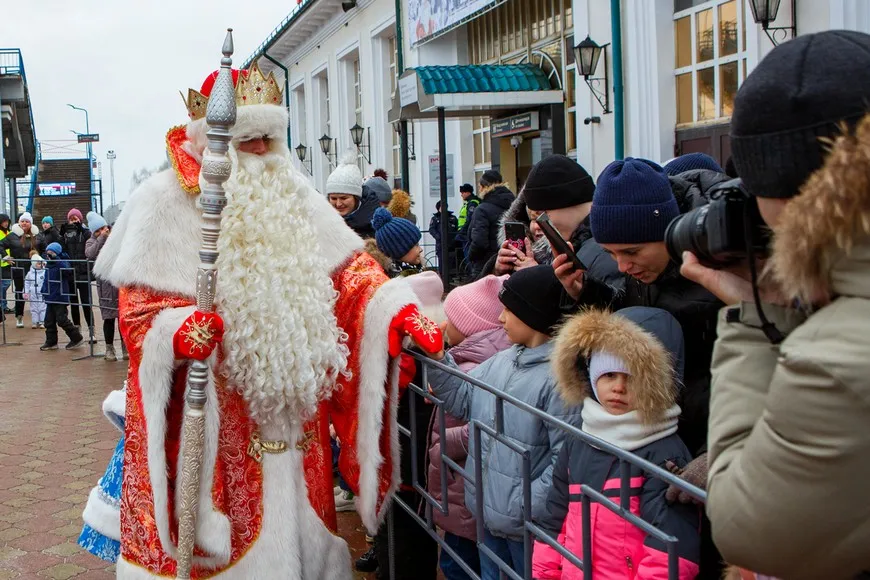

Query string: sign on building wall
408 0 504 46
491 112 540 138
428 154 454 197
38 182 76 196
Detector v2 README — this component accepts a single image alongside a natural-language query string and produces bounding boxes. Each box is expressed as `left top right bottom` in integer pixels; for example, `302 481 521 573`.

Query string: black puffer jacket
59 222 92 277
575 169 731 456
467 184 514 272
343 187 380 239
36 227 62 254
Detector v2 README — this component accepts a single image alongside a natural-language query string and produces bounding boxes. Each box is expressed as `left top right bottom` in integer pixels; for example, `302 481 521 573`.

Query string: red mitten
388 304 443 357
173 311 225 361
398 353 416 391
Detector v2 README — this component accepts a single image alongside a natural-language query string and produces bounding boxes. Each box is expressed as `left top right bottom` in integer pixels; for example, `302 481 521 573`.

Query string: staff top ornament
180 59 284 121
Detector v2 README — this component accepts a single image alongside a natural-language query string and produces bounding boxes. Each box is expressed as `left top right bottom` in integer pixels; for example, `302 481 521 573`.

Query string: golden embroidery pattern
406 312 439 341
247 433 288 463
295 430 317 453
181 316 217 354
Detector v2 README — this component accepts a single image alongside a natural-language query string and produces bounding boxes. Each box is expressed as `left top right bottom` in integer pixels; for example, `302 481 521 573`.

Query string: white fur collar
11 223 38 236
581 398 680 451
95 161 364 298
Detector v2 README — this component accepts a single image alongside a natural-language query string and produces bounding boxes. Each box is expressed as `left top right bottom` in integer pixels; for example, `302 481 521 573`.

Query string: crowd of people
0 208 126 360
312 29 870 580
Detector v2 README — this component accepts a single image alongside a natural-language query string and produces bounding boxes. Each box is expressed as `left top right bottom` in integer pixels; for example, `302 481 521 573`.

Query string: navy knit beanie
590 158 679 245
663 153 723 176
372 207 422 260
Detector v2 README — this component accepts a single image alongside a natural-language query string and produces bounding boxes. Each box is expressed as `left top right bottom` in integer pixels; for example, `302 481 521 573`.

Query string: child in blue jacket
40 242 84 351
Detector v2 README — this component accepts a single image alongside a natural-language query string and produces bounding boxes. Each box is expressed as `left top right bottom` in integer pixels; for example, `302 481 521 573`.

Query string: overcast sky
2 1 294 208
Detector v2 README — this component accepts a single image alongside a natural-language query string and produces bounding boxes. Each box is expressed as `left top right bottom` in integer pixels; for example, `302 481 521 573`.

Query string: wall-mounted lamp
341 0 357 11
394 121 416 160
749 0 796 46
319 134 336 167
574 35 611 114
350 123 371 164
583 116 601 125
295 143 312 173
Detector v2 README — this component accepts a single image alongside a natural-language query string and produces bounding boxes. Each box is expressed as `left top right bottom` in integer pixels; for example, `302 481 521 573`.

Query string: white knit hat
325 151 363 197
588 351 631 403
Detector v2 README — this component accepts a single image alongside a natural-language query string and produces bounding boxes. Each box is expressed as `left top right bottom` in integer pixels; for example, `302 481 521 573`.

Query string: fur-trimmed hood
364 238 393 273
552 307 684 423
770 112 870 303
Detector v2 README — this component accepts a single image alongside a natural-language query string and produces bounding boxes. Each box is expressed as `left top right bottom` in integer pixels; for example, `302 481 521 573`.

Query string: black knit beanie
480 169 503 187
731 30 870 199
523 155 596 211
498 265 565 335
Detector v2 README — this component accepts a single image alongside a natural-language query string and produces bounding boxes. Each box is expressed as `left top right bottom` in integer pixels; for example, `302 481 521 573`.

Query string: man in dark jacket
554 157 727 578
39 242 84 350
481 155 622 290
428 201 458 264
467 170 513 277
37 216 62 254
60 208 93 332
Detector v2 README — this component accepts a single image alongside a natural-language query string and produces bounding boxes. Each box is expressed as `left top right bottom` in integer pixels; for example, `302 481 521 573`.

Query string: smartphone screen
535 213 586 271
504 221 526 253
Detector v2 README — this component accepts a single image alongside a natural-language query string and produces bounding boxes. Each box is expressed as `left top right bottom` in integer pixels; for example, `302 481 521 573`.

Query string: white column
830 0 870 32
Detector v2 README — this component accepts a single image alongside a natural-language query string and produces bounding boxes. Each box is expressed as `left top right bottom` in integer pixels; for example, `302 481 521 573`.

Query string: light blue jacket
428 341 582 540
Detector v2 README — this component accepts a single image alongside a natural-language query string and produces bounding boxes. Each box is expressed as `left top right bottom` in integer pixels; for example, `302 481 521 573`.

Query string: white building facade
251 0 870 233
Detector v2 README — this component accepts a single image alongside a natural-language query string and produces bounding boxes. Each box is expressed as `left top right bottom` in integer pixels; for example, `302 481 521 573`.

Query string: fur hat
387 189 412 218
325 151 363 197
553 307 684 423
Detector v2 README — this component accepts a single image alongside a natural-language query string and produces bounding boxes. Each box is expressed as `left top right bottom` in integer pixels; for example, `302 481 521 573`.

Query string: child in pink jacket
533 307 700 579
427 274 511 580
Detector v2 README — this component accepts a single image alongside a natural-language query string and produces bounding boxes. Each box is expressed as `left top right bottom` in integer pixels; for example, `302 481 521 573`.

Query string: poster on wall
408 0 503 46
428 154 454 197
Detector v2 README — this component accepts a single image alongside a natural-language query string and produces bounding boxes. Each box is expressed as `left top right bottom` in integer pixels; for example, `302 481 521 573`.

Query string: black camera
664 178 770 267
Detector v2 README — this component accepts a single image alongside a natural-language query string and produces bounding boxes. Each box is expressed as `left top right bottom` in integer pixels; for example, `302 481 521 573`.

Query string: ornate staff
175 28 237 580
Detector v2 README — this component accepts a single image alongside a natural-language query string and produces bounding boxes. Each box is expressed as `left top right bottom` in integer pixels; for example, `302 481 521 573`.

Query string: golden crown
181 60 284 121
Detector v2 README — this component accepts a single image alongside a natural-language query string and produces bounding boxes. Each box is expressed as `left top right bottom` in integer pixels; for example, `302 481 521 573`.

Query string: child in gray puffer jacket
413 265 581 580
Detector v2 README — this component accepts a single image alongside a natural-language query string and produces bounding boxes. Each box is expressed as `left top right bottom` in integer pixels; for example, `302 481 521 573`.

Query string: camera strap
745 204 785 345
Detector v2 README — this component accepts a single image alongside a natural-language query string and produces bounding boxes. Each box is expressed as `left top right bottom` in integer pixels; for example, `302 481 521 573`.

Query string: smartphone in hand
504 221 527 253
536 213 586 271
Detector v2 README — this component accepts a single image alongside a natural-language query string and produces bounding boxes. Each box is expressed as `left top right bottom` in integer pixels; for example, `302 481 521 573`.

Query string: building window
388 35 402 181
291 86 307 168
315 71 331 186
352 58 365 173
473 117 491 177
674 0 746 126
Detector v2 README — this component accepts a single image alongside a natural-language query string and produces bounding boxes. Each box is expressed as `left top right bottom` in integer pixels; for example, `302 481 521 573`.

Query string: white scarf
581 398 681 451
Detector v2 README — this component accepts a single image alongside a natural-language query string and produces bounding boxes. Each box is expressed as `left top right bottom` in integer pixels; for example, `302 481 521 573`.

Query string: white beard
215 150 350 431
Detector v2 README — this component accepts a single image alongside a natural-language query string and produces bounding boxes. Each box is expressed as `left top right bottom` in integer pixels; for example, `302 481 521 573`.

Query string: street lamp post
68 104 93 184
107 150 117 208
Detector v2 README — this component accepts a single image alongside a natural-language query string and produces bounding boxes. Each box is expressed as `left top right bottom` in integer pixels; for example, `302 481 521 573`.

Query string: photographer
679 31 870 580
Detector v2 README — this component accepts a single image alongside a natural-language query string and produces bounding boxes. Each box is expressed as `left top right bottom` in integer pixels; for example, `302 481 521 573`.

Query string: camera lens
665 206 710 263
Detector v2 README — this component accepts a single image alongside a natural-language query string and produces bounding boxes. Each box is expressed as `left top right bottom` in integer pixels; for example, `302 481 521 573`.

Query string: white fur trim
355 277 420 533
95 154 363 299
231 104 289 146
116 422 353 579
10 223 39 237
94 170 201 298
82 485 120 541
102 389 126 432
136 305 230 567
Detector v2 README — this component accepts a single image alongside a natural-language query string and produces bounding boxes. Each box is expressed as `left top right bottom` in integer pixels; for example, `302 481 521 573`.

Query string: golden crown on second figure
181 60 284 121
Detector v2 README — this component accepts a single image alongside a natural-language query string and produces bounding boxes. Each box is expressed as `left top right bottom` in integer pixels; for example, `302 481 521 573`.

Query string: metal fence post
72 258 100 361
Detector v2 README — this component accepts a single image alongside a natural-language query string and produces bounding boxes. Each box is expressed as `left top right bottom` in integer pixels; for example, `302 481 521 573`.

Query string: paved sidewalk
0 311 375 579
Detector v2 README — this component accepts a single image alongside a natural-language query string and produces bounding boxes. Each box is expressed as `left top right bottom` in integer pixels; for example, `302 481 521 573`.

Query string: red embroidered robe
117 253 413 578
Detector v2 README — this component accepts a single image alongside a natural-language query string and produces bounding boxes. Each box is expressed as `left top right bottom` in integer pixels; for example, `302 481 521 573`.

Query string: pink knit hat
444 275 507 337
406 271 444 309
67 208 83 222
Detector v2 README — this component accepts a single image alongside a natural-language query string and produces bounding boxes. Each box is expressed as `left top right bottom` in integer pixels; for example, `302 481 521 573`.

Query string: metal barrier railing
0 257 119 360
387 350 706 580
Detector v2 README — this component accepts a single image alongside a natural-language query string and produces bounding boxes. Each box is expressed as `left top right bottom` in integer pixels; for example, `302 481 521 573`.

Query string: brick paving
0 308 377 579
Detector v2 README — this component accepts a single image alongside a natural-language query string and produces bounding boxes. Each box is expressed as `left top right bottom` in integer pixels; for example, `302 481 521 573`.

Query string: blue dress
78 433 123 562
78 387 126 563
